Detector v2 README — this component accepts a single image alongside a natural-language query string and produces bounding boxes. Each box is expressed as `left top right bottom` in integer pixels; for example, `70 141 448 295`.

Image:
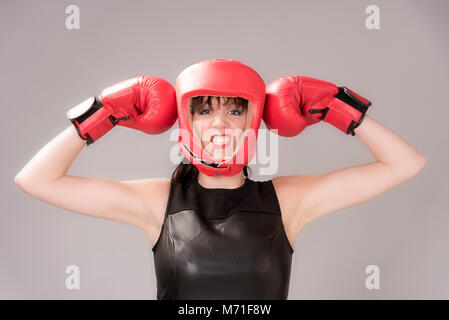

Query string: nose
211 108 230 128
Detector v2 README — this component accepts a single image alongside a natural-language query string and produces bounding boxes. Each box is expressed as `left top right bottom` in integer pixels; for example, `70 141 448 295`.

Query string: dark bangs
190 96 248 115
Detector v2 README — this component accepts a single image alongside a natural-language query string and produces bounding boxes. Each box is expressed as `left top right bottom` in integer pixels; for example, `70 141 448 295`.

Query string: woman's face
191 96 248 162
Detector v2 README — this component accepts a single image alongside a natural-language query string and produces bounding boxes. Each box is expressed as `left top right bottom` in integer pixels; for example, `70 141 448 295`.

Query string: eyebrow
202 102 243 109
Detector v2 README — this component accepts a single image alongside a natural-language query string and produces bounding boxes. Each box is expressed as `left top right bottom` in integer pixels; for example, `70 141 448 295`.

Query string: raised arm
14 125 169 231
15 76 177 232
265 75 426 245
277 115 426 228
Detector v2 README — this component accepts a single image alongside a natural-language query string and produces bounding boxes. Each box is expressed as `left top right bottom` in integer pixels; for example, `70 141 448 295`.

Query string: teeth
212 136 230 145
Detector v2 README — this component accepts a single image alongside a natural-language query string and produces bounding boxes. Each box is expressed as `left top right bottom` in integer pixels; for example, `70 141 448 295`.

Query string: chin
211 155 232 162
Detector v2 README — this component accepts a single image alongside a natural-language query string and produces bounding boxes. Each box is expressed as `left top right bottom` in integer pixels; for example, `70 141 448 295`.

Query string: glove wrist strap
322 87 372 136
67 96 116 145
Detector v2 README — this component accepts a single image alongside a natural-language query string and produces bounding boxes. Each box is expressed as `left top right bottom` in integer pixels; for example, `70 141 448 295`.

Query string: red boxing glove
67 76 177 145
264 76 372 136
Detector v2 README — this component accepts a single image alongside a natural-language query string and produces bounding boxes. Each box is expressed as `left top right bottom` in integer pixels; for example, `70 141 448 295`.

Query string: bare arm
353 115 427 171
14 125 158 231
274 115 427 241
15 125 85 182
297 115 427 224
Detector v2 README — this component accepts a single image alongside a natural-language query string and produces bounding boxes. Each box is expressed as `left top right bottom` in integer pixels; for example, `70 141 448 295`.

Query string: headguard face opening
175 59 266 176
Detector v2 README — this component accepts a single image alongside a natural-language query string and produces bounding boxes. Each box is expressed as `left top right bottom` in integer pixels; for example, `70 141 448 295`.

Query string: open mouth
210 134 232 148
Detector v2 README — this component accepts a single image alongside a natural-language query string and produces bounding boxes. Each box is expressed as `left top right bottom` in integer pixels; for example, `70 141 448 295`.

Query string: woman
14 59 427 300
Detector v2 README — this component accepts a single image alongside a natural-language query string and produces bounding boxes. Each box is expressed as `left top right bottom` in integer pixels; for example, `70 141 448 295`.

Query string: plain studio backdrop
1 0 447 299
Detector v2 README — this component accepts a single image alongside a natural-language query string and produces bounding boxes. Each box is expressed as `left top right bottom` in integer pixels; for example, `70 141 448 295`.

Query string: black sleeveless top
152 176 294 300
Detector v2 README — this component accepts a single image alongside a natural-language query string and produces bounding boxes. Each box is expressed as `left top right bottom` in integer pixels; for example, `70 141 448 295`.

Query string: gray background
1 0 447 299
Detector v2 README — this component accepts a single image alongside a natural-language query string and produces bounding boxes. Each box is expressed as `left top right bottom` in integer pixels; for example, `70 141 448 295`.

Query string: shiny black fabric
152 176 294 300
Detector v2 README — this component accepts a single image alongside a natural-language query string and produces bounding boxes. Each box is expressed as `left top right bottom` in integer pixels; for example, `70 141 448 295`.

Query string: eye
199 109 211 115
230 109 242 116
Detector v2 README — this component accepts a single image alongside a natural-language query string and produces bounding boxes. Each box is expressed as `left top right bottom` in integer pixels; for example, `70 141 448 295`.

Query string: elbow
14 174 24 186
388 155 428 179
14 175 40 197
420 156 428 168
14 173 35 192
407 155 428 177
14 174 29 191
415 154 428 170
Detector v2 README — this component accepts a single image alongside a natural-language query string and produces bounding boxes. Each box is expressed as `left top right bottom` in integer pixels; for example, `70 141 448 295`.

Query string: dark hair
190 96 248 116
171 95 251 184
171 160 251 183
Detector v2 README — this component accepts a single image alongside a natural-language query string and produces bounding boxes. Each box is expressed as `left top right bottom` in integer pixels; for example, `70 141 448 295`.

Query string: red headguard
175 59 266 176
